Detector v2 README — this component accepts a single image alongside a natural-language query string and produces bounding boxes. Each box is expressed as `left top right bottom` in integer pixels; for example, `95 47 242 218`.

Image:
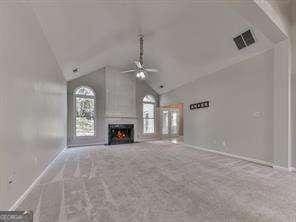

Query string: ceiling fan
121 34 158 79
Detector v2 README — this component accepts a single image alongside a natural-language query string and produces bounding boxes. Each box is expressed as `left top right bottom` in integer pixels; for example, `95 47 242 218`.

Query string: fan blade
121 69 135 74
145 68 158 73
134 61 143 69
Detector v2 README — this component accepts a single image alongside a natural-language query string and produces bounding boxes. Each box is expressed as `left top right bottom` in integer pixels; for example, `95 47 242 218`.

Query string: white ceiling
31 1 274 94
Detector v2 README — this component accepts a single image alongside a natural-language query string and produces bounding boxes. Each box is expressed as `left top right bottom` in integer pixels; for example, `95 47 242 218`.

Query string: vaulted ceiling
31 0 288 94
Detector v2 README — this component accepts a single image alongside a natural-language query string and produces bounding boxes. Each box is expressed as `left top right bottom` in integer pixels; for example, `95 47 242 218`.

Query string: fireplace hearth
108 124 134 145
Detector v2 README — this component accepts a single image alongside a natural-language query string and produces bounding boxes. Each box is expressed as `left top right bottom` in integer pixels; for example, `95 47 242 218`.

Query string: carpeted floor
17 141 296 222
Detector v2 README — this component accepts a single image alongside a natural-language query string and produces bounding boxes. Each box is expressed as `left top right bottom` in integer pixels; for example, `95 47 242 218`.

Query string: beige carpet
17 141 296 222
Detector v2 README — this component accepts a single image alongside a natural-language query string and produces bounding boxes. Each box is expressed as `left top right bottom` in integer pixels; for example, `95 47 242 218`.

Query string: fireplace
108 124 134 145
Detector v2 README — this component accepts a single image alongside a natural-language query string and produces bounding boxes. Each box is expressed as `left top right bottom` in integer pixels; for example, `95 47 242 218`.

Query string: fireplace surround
108 124 134 145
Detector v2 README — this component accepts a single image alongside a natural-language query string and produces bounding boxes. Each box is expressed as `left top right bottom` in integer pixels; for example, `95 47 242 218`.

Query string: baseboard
137 138 161 142
272 165 296 172
67 142 105 148
9 148 66 211
272 165 288 171
272 165 295 172
290 167 296 172
185 143 273 167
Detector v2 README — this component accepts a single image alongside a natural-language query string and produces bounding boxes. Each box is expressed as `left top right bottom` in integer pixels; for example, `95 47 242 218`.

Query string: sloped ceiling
31 1 274 94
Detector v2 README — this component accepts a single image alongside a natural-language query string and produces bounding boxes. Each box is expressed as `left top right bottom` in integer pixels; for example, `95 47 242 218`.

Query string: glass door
161 108 180 138
170 109 179 137
162 110 169 137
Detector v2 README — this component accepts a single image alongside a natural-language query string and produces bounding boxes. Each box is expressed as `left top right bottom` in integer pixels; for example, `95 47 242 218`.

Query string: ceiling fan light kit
136 70 146 79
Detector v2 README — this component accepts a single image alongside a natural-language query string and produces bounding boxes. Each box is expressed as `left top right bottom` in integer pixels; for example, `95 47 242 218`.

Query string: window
143 95 156 134
74 86 95 137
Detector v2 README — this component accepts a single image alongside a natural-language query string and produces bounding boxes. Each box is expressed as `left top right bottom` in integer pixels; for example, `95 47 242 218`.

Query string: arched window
143 95 156 134
74 86 96 137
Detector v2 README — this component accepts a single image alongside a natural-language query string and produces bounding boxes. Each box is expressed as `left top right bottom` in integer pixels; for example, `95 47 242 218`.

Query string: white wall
161 50 274 163
0 5 67 209
273 40 292 168
105 67 137 118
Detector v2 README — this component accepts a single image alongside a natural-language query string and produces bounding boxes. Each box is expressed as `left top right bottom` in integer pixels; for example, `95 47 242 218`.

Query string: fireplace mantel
105 115 138 119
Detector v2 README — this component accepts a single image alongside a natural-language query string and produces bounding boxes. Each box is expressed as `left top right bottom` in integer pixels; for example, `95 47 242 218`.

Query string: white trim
9 148 66 211
185 143 273 167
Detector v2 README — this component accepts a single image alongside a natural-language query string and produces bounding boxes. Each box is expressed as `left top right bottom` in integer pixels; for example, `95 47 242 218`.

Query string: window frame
142 95 156 135
73 86 96 138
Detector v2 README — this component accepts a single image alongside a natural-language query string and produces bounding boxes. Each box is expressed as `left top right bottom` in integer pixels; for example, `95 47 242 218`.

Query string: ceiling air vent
233 35 246 50
72 66 79 74
233 29 256 50
242 30 255 46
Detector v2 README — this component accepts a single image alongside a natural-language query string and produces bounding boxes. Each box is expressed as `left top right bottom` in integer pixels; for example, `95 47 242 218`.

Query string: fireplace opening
108 124 134 145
